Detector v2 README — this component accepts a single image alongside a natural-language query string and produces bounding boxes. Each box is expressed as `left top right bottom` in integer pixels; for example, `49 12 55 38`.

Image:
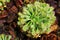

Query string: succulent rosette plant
18 1 56 38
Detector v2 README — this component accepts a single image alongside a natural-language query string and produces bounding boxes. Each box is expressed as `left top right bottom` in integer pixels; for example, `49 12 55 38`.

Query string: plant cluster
18 1 56 38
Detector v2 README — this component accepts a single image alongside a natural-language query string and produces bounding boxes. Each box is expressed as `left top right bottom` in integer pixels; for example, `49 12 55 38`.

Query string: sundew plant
0 34 11 40
0 0 10 10
18 1 56 38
